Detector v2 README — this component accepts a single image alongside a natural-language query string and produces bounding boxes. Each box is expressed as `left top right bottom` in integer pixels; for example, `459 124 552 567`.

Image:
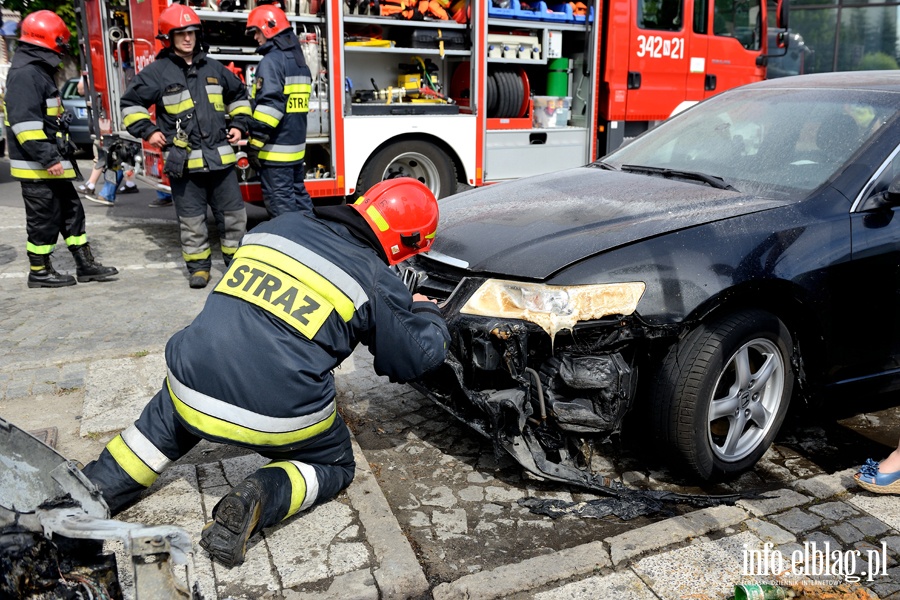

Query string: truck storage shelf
208 53 262 62
344 46 470 56
488 17 587 31
344 16 467 29
488 57 546 65
196 9 324 24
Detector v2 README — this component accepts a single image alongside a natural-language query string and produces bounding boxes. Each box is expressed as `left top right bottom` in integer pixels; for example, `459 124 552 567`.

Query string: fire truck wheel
357 140 457 200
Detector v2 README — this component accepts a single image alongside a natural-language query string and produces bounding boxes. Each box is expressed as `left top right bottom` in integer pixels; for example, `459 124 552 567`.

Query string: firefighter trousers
82 385 356 529
259 162 314 217
22 181 87 255
169 169 248 274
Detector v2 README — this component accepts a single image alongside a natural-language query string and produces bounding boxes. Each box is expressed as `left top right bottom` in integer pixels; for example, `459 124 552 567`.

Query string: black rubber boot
200 477 266 568
189 270 210 289
27 252 76 288
70 244 118 282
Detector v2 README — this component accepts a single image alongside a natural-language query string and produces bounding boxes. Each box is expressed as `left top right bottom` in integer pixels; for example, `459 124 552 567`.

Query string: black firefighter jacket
120 47 251 174
4 44 77 181
163 210 450 451
249 30 312 166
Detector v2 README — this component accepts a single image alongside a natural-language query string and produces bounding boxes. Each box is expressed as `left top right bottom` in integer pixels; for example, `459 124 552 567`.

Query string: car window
604 88 899 196
60 80 80 100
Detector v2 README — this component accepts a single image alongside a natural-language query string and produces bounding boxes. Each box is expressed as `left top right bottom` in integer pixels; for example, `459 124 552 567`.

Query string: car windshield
602 88 899 196
60 80 80 100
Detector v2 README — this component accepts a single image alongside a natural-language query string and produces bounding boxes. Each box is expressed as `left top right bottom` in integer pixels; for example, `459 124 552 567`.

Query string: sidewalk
1 203 898 599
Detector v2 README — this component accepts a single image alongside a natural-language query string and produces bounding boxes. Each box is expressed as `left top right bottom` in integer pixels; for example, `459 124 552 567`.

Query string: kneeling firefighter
82 178 450 568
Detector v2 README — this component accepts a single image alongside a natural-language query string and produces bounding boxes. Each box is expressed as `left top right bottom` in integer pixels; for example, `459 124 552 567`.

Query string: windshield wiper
591 160 618 171
621 164 737 191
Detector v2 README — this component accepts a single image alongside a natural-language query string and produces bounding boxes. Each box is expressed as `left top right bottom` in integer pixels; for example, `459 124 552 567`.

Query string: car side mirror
871 177 900 209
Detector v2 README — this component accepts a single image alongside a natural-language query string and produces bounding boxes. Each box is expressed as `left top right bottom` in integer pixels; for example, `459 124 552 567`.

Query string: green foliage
0 0 81 59
855 52 899 71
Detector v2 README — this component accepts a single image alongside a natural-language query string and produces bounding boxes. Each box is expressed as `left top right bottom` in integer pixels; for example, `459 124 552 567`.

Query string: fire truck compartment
484 128 588 180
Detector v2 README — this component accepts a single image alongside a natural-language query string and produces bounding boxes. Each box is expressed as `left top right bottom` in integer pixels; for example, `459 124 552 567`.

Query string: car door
845 144 900 386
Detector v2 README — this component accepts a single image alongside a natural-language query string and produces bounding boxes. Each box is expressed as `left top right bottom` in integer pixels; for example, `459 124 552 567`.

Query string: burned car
401 71 900 485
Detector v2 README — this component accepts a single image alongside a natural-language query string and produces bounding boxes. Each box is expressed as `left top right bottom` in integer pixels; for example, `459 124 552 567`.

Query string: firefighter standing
83 178 450 568
245 5 314 216
120 4 252 289
7 11 117 288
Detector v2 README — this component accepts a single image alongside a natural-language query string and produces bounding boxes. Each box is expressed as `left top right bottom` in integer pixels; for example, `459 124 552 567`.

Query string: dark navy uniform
249 29 313 216
121 46 252 276
5 44 85 258
84 209 450 528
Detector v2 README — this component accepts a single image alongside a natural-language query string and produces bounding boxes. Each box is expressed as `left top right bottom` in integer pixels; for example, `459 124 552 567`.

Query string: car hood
429 167 786 279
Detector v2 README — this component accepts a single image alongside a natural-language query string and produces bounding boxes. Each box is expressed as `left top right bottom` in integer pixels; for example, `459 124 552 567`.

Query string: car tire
357 140 457 200
650 309 794 480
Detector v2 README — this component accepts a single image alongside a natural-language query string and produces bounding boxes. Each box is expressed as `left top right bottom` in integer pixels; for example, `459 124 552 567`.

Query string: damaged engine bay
0 417 198 600
400 262 736 515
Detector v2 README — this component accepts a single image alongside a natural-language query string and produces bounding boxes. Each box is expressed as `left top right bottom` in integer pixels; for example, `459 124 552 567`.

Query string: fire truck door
625 0 693 122
702 0 764 99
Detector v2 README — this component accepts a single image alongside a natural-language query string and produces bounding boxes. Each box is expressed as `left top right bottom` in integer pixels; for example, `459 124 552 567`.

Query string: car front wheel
651 310 794 480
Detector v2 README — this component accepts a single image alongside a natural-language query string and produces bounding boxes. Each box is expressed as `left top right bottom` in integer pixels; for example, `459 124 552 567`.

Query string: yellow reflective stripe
65 234 87 247
229 105 252 117
167 378 337 447
426 231 436 240
220 153 236 165
26 241 55 254
214 256 335 337
366 206 390 232
252 109 281 128
283 83 312 95
237 244 355 321
163 99 195 114
46 106 64 117
16 129 48 144
249 138 265 149
208 93 224 111
107 434 159 487
123 112 151 126
258 148 304 162
183 248 212 262
222 245 238 256
263 461 308 517
187 156 204 169
218 145 236 165
10 166 76 179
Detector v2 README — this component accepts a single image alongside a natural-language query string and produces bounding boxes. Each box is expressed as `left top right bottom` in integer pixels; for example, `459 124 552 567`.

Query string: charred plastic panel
414 300 654 490
0 418 197 600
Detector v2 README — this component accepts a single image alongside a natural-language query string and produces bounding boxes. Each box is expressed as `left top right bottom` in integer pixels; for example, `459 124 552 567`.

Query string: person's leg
56 180 118 282
200 414 355 567
170 175 213 287
259 165 299 217
82 387 202 514
292 161 314 214
208 169 247 267
21 181 75 287
855 436 900 494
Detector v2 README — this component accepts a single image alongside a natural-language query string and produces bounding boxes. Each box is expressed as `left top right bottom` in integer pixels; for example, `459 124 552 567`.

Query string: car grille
401 255 468 302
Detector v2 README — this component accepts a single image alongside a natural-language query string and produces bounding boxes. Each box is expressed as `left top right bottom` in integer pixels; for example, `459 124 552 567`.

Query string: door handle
627 71 641 90
705 74 717 91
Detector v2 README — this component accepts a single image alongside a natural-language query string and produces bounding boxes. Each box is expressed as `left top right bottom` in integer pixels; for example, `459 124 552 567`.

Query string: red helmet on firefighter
246 5 291 39
157 4 202 46
351 178 439 266
20 10 71 54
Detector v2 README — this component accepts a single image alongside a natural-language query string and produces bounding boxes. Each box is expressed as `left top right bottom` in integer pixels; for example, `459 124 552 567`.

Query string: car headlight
460 279 645 336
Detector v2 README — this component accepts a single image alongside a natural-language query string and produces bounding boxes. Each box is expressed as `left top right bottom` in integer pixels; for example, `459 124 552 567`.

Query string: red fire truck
74 0 786 203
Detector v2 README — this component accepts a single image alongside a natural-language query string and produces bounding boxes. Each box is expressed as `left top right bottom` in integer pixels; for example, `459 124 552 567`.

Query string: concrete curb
432 541 610 600
347 436 430 600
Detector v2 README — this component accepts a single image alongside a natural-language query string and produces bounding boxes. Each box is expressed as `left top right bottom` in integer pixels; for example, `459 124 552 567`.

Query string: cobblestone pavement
1 200 899 600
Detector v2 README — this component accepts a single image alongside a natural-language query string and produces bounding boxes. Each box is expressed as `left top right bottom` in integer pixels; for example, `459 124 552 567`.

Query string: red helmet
246 5 291 39
157 4 202 46
20 10 71 54
351 178 439 265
